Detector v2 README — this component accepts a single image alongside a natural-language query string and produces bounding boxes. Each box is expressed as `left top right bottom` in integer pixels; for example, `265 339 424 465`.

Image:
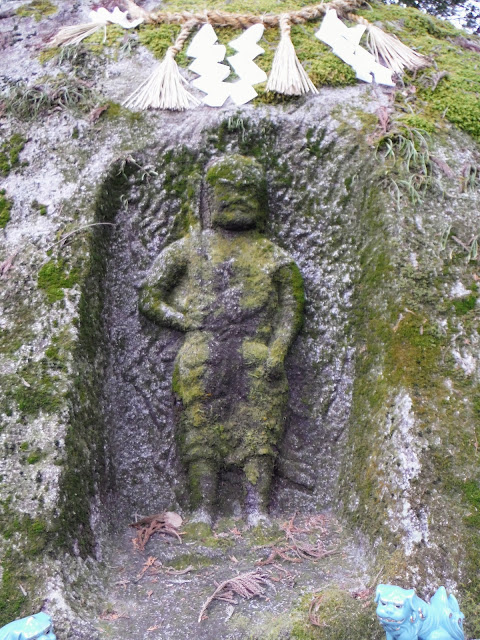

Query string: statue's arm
139 242 191 332
267 262 305 375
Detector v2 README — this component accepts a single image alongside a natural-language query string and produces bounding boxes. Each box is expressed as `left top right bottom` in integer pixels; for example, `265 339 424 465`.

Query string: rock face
1 1 480 639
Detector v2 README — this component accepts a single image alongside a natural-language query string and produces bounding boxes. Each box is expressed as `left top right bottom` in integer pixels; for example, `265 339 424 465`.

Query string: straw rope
170 19 196 55
123 0 366 28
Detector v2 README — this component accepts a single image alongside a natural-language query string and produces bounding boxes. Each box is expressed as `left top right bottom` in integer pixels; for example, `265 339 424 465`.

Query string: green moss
397 114 437 135
26 449 44 464
453 294 477 315
0 558 28 625
0 134 26 176
166 553 214 570
37 259 80 303
16 0 56 21
243 522 282 546
83 24 125 49
32 200 47 216
0 536 50 625
0 500 52 624
357 3 480 141
459 479 480 637
13 375 62 417
182 521 234 548
0 190 12 229
289 588 382 640
162 147 202 241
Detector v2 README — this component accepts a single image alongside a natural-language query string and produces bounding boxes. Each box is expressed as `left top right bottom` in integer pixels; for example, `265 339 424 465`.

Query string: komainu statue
0 612 56 640
375 584 465 640
139 155 304 525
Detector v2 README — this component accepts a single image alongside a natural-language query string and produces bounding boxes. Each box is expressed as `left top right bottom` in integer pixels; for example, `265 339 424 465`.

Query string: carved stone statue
375 584 465 640
139 155 304 525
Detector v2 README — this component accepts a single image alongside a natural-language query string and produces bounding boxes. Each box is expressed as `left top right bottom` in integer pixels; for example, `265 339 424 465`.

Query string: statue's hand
264 353 283 379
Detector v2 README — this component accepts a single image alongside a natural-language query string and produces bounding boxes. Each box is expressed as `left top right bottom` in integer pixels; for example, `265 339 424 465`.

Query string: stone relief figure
139 154 304 525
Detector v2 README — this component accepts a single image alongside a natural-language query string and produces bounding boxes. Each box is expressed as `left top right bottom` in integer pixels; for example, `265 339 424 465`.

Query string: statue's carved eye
395 604 402 609
381 600 387 606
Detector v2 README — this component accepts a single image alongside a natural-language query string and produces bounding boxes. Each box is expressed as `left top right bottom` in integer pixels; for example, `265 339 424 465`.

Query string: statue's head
375 584 425 634
205 155 267 231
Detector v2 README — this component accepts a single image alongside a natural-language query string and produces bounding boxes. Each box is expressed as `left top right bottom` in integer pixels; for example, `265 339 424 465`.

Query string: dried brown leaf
100 610 130 621
89 104 108 123
165 565 194 576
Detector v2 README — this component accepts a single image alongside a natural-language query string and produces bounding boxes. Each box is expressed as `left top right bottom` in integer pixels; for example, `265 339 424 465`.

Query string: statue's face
375 585 415 631
206 155 267 231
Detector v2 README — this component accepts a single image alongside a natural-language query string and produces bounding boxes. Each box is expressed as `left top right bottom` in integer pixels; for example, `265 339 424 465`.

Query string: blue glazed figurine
0 612 56 640
375 584 464 640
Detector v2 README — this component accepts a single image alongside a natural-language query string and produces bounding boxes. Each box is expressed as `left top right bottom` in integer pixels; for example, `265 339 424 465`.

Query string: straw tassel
47 19 107 48
123 21 200 111
350 15 427 74
47 7 144 48
266 14 318 96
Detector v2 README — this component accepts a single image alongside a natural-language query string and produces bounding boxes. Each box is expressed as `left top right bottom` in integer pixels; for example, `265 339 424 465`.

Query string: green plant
376 126 433 205
4 78 97 120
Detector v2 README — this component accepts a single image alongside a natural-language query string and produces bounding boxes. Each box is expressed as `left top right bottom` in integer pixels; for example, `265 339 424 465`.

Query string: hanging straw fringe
350 15 427 74
47 20 107 48
47 7 143 48
266 14 318 96
123 21 200 111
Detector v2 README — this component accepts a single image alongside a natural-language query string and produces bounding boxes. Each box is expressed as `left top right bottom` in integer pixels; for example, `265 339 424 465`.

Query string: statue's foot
246 510 270 528
189 508 213 527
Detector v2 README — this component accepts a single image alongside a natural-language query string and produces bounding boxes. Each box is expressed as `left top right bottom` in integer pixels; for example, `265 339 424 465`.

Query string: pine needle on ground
198 569 271 622
130 511 183 550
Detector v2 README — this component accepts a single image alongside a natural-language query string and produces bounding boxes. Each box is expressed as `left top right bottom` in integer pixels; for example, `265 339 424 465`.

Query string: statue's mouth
378 616 405 625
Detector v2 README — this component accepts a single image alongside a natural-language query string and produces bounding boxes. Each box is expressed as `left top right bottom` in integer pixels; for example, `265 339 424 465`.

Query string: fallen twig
134 556 159 583
309 593 326 627
165 565 194 576
0 252 17 278
256 546 302 565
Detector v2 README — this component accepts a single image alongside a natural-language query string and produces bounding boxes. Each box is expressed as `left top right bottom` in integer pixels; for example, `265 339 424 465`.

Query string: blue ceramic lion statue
375 584 464 640
0 613 56 640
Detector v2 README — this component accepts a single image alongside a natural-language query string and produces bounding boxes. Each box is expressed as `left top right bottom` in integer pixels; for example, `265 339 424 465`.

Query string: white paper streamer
89 6 144 29
187 24 232 107
315 9 395 87
228 23 267 105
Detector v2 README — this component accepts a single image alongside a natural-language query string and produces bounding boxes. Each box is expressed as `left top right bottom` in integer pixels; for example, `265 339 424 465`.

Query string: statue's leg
243 456 274 526
174 332 218 523
188 458 218 526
